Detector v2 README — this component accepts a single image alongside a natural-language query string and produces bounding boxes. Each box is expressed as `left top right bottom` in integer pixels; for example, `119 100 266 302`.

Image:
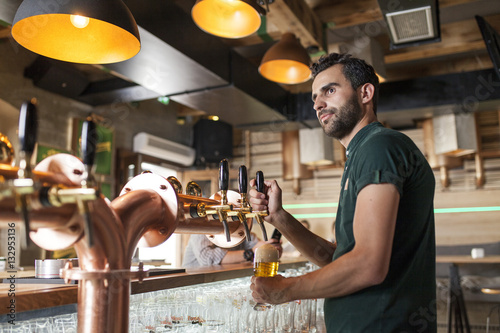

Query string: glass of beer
253 243 279 311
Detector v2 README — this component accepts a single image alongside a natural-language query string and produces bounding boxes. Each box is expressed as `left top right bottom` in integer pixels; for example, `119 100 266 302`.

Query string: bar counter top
0 258 308 314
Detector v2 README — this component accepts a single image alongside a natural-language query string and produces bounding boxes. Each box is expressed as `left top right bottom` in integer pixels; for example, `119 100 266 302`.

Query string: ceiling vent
386 6 434 44
378 0 440 49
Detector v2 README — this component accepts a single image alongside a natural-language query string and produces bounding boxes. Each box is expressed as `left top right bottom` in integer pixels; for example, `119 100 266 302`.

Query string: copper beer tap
0 100 267 332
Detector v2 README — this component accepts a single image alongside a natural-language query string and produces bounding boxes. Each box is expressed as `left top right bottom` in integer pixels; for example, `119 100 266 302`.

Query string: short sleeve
352 135 408 196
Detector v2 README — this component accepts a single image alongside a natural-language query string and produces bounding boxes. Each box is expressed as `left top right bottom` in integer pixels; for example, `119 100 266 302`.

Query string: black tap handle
80 118 97 248
219 159 229 192
18 100 38 154
271 228 282 241
256 171 264 193
239 165 247 194
81 119 97 168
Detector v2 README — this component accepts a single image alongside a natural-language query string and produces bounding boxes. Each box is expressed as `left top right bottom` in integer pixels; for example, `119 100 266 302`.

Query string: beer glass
253 243 280 311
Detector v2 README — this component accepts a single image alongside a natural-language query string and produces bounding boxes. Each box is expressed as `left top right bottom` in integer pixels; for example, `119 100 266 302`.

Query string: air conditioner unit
133 132 195 166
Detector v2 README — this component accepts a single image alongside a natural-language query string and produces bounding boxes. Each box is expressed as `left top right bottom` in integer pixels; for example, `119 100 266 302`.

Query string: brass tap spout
201 159 234 242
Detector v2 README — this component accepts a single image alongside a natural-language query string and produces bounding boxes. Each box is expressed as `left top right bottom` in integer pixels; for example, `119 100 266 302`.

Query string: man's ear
360 83 375 104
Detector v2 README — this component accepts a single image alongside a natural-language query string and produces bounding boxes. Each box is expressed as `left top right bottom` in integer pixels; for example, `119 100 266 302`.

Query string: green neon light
292 213 337 219
434 206 500 213
283 203 338 209
285 203 500 219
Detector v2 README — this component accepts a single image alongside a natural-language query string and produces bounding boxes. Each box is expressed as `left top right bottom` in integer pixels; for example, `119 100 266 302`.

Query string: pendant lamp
192 0 265 39
259 33 311 85
11 0 141 64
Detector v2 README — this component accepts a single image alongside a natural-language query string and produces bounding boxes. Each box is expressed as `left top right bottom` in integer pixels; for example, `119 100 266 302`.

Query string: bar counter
0 258 308 315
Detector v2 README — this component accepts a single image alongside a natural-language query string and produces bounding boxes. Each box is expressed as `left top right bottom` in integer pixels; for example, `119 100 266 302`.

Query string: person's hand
250 275 292 305
248 179 284 225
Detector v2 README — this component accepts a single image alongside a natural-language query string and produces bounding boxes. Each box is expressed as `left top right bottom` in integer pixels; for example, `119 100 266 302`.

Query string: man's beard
319 93 363 140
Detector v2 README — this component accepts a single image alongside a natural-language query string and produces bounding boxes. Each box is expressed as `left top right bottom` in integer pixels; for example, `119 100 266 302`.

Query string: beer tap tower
0 100 272 332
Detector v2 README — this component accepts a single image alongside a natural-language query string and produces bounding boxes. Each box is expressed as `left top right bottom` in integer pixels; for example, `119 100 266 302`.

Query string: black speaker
193 119 233 165
24 56 89 98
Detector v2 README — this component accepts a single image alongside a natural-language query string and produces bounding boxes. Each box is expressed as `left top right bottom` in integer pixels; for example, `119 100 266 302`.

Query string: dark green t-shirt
324 122 437 333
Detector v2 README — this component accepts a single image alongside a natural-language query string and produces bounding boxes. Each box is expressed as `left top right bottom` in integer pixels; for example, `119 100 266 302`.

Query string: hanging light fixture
192 0 265 39
259 32 311 85
11 0 141 64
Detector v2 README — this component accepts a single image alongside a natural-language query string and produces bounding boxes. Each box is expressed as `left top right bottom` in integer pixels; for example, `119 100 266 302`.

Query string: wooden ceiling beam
384 14 500 65
266 0 324 50
316 0 489 30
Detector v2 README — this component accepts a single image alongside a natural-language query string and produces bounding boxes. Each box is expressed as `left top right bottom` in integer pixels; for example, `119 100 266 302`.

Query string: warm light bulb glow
259 59 311 85
12 13 140 64
70 15 90 29
192 0 262 38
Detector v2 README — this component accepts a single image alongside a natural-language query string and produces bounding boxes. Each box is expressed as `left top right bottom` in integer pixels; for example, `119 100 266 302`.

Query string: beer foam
254 243 279 262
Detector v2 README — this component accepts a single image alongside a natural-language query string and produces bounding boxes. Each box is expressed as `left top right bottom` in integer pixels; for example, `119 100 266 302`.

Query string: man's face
311 65 363 140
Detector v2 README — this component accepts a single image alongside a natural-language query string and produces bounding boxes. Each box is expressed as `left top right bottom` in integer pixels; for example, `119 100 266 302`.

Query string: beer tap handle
238 165 251 241
219 159 229 204
218 159 231 242
271 228 282 241
255 170 268 241
17 99 38 248
81 119 97 187
256 171 264 194
239 165 248 195
80 118 98 247
18 100 37 176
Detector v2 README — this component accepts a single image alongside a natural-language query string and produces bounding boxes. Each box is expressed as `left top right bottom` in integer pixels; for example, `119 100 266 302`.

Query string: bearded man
248 53 437 333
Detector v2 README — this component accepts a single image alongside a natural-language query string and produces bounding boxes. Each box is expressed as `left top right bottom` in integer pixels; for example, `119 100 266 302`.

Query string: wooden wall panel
233 123 500 247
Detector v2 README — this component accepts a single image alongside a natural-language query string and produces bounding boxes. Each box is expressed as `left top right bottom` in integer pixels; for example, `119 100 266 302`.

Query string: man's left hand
250 275 292 304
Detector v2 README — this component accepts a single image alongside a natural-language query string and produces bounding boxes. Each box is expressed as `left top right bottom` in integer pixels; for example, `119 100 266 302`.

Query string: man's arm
251 183 399 303
249 179 336 267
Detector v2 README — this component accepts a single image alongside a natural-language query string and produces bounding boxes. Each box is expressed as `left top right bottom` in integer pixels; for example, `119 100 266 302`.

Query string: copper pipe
72 198 127 333
1 153 256 333
0 164 80 187
111 188 179 262
0 198 77 229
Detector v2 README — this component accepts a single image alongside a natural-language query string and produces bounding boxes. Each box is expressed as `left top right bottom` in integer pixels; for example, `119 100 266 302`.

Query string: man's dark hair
310 53 380 114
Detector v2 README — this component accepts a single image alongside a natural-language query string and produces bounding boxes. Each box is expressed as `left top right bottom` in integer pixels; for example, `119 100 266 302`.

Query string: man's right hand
248 179 284 225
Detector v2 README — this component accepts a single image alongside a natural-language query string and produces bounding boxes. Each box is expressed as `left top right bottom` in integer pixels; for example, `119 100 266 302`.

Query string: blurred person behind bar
248 53 436 332
182 233 281 268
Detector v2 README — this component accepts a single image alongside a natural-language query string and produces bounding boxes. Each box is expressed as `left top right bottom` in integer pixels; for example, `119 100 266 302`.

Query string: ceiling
0 0 500 130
